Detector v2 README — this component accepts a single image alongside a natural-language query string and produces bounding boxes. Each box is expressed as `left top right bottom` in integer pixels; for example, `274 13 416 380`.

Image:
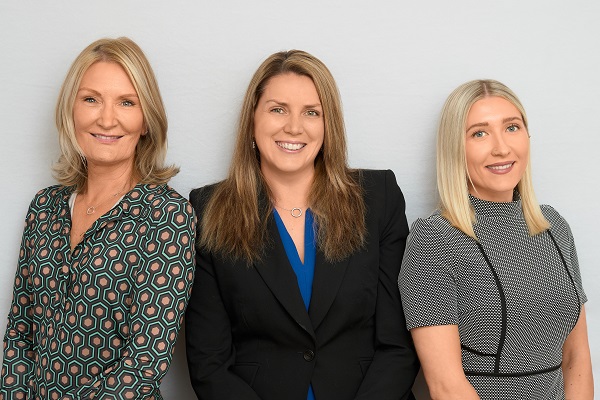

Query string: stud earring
252 140 256 149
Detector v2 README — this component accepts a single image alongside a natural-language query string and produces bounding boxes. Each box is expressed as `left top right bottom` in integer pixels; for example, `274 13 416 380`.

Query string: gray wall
1 1 598 398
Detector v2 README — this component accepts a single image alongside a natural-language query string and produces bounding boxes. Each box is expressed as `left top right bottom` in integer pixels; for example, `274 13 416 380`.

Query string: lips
486 162 514 173
276 141 305 151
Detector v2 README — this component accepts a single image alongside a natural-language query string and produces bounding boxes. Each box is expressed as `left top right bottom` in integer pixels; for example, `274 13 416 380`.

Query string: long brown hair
53 37 178 190
200 50 366 263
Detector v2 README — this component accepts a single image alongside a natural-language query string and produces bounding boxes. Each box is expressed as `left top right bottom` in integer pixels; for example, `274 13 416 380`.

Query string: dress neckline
469 192 524 219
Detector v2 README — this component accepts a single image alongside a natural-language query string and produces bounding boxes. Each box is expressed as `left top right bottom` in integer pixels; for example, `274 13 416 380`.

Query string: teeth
93 134 120 140
277 142 305 150
488 163 513 170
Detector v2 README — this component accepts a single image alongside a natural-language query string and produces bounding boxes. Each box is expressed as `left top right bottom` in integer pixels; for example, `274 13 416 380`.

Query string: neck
262 168 314 208
83 162 137 200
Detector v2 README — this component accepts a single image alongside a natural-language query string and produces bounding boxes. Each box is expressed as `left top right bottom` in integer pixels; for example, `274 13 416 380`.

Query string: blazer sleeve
354 170 419 400
185 187 262 400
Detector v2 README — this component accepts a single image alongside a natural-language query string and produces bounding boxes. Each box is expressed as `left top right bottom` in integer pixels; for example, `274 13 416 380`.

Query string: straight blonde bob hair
53 37 178 190
437 79 550 239
201 50 366 263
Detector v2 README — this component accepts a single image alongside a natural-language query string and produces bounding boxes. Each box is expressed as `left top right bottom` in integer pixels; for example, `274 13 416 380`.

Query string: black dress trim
475 241 507 374
464 363 561 377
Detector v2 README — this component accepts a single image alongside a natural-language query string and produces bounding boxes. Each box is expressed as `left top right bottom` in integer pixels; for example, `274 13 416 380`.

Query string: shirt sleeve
399 217 460 330
64 197 196 400
1 199 39 399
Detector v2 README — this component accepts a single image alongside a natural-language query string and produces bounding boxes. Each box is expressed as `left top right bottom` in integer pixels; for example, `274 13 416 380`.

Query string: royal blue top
273 208 316 400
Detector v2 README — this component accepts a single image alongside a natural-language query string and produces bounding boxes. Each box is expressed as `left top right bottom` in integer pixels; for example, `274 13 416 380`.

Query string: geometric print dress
399 195 586 400
0 183 196 400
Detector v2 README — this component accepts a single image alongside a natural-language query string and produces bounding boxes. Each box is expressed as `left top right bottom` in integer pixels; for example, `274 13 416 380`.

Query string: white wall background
1 1 598 398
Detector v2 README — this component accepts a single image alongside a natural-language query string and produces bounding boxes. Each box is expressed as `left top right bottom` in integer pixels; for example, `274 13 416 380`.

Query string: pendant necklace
83 183 130 215
274 204 306 218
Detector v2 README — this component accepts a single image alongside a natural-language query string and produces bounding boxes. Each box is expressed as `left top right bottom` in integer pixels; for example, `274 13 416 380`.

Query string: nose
97 104 117 129
491 133 511 156
283 114 303 135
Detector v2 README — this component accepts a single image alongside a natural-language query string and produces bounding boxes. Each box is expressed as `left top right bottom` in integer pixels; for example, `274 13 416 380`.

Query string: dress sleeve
0 199 38 399
64 198 196 400
542 205 588 305
185 187 262 400
567 228 587 304
354 170 420 400
399 217 459 330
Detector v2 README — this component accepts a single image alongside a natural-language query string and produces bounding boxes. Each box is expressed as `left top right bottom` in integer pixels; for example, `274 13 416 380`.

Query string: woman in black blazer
186 50 419 400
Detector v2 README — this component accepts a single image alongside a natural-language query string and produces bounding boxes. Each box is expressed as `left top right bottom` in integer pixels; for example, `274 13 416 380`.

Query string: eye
270 107 285 114
121 99 135 107
506 124 519 133
305 109 320 117
471 130 487 138
83 97 96 103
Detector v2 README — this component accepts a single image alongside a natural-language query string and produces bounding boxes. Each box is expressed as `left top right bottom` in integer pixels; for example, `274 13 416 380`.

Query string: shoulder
540 203 575 244
408 214 449 245
133 184 195 223
357 169 403 204
405 212 469 258
411 212 455 238
189 182 222 212
357 169 396 190
540 204 569 229
28 184 72 212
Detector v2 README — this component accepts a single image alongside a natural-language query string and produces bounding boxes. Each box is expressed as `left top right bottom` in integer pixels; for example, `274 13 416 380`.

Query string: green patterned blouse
0 184 196 400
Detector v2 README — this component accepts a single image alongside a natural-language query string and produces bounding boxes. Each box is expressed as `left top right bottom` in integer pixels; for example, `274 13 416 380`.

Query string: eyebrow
77 87 139 98
466 116 523 132
265 99 322 108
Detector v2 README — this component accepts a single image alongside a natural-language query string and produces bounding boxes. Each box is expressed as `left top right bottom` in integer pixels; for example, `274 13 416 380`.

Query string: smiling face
465 96 530 202
253 73 325 181
73 61 145 170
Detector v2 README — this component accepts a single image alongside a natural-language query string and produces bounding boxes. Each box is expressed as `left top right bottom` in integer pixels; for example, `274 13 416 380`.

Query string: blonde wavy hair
53 37 178 190
200 50 366 263
437 79 550 239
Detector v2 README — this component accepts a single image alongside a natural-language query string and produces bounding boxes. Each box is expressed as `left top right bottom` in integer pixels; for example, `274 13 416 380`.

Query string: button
303 350 315 362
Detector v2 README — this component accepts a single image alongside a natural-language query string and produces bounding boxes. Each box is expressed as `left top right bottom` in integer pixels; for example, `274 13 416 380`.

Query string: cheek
124 112 145 132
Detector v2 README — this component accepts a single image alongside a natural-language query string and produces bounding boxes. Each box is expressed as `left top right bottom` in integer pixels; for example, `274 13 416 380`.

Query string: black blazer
186 169 419 400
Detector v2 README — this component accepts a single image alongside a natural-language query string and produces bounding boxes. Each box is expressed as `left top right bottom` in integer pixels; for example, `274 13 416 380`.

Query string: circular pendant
86 206 95 215
291 208 303 218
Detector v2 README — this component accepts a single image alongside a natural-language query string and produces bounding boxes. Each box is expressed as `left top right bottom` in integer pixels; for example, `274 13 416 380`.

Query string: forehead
79 61 136 90
260 73 319 100
467 96 520 121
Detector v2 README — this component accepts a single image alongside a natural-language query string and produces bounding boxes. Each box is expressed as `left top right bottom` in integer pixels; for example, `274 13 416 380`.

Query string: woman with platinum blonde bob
186 50 419 400
0 37 195 399
399 79 593 399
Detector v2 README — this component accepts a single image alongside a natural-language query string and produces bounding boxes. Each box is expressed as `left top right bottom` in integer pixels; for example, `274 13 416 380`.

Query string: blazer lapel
308 250 350 331
254 217 316 341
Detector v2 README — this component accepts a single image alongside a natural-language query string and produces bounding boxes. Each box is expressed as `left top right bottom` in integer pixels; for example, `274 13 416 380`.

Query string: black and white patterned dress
399 195 586 399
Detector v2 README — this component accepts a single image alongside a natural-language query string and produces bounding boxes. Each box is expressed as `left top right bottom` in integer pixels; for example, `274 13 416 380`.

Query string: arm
65 198 197 399
355 170 420 399
411 325 480 400
0 204 37 399
562 305 593 399
185 188 262 400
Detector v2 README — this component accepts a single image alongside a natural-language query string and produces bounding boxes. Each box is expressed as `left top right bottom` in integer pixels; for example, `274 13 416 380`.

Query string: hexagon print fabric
0 184 196 400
